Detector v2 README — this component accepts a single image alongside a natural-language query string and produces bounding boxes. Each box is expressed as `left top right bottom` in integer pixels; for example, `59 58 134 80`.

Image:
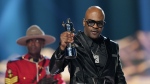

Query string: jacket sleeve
5 61 20 84
49 47 69 75
115 44 127 84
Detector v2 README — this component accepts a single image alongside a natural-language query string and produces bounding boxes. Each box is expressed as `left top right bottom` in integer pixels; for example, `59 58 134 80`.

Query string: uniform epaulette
8 56 22 63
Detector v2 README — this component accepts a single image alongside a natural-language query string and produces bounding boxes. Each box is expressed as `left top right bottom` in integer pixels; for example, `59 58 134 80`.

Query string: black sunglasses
85 19 106 28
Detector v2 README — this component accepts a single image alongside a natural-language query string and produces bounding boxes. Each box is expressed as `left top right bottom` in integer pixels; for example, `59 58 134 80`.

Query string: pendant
93 54 99 63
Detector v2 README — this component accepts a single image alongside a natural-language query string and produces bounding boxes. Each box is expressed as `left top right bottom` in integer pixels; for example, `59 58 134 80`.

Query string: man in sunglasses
50 6 127 84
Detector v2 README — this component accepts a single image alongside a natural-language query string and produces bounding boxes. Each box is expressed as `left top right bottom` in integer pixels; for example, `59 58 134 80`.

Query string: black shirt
82 32 107 70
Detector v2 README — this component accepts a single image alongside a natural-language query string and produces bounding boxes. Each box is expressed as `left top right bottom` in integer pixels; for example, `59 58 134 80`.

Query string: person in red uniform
5 25 66 84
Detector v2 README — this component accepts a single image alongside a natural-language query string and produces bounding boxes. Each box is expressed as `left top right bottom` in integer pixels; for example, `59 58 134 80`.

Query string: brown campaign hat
16 25 56 46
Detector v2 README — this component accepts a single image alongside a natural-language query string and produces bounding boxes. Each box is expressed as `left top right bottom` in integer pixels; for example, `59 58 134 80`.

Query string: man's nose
93 23 99 28
30 41 36 45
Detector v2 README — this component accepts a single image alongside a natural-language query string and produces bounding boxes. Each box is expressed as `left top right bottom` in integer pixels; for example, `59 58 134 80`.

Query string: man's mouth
91 30 98 35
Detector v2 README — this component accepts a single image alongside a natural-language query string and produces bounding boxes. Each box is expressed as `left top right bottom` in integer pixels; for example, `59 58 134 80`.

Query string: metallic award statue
62 18 77 59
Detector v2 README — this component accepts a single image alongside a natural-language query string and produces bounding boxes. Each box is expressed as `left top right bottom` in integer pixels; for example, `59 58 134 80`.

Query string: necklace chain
91 45 99 55
91 45 100 63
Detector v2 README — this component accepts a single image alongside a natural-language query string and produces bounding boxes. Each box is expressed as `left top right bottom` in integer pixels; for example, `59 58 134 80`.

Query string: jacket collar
82 32 104 47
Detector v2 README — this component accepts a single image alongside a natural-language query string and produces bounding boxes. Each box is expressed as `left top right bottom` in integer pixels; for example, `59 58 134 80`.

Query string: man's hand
60 31 74 50
38 75 58 84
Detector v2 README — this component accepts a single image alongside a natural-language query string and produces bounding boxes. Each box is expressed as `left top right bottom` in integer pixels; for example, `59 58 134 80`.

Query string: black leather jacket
50 31 127 84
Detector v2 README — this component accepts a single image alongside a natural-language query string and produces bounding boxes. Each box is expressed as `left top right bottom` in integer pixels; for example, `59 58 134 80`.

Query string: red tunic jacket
5 54 65 84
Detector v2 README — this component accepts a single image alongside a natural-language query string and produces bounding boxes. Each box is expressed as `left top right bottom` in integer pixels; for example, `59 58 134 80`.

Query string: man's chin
89 34 99 39
29 52 38 55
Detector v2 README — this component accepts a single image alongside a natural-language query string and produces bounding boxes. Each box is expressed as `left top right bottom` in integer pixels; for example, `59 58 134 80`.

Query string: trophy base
65 56 76 59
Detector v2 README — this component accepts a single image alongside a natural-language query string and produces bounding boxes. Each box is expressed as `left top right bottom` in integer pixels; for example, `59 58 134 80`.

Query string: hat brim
16 35 56 46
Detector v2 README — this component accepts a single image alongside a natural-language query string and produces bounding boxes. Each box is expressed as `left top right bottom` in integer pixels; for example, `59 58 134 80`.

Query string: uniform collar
22 53 44 63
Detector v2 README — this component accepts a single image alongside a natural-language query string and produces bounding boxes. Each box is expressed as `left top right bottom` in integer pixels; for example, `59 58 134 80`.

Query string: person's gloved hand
38 75 58 84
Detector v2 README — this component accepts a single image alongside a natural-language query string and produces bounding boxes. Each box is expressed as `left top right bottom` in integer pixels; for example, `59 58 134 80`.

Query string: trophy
62 18 77 59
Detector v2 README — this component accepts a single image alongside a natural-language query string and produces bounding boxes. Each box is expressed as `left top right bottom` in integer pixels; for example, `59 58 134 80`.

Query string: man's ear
83 18 85 26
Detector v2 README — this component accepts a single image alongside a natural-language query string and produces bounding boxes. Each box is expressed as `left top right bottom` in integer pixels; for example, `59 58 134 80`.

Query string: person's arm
115 57 127 84
115 45 127 84
49 31 74 74
5 61 19 84
49 47 68 74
